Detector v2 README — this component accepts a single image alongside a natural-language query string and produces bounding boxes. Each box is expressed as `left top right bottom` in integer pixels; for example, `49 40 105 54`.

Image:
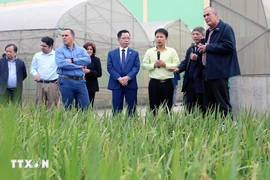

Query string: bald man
197 7 240 117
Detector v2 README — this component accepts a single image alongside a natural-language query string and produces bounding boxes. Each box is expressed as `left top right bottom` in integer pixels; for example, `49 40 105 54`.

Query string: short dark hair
155 28 168 38
2 53 6 58
192 26 205 35
5 44 18 53
63 28 75 36
117 29 130 38
41 36 54 47
83 41 96 56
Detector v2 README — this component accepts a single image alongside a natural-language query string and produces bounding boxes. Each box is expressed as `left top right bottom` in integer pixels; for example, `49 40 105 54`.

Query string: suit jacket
85 56 102 93
107 47 140 90
178 46 203 93
204 20 241 79
0 57 27 95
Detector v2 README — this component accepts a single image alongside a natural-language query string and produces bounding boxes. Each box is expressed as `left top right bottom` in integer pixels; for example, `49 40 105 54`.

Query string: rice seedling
0 104 269 179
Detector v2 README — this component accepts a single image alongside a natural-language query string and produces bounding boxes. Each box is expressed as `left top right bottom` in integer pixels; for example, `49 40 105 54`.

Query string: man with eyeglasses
107 29 140 116
30 36 60 109
55 28 91 110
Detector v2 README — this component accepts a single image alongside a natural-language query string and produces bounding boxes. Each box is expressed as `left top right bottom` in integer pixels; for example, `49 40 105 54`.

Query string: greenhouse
141 19 193 61
210 0 270 112
0 0 193 105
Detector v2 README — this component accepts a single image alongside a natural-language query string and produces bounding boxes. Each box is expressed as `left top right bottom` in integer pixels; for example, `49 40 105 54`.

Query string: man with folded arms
30 37 60 109
55 28 91 110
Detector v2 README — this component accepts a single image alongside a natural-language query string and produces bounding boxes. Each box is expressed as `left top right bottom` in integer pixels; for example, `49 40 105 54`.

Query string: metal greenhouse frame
210 0 270 113
0 0 193 105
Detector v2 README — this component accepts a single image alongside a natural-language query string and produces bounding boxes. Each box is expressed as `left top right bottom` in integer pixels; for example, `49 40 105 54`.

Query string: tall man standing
107 29 140 115
142 28 179 115
198 7 240 117
0 44 27 105
30 37 59 109
55 28 91 110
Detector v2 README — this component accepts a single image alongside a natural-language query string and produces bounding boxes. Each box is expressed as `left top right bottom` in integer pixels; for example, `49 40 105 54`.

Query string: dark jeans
58 77 90 111
203 78 231 117
148 78 174 116
0 88 22 105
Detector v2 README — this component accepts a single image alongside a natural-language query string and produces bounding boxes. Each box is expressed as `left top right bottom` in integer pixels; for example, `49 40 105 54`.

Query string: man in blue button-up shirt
30 37 60 109
0 44 27 105
55 28 91 110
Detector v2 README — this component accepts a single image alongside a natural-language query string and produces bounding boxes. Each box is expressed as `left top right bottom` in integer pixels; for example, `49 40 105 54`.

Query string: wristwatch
71 58 74 63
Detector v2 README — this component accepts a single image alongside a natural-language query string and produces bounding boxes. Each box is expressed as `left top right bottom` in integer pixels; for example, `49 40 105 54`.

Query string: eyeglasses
120 37 131 40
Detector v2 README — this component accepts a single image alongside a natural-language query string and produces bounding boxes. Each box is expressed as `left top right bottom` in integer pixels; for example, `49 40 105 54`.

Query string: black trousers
184 80 203 113
88 92 96 108
203 78 231 117
148 78 174 115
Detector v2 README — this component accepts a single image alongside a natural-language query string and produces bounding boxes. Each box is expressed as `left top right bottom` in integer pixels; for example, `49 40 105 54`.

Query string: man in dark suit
198 7 241 117
107 29 140 115
168 26 205 113
0 44 27 105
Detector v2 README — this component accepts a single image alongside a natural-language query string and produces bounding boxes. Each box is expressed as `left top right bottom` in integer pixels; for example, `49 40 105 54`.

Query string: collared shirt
30 50 58 80
142 46 180 80
119 47 128 62
7 58 17 88
55 44 91 77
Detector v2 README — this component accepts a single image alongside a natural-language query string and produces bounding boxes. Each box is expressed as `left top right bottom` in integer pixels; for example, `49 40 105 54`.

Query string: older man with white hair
197 7 241 117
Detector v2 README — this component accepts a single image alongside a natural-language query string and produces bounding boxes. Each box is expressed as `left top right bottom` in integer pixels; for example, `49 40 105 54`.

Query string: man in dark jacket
198 7 241 117
168 26 205 112
0 44 27 105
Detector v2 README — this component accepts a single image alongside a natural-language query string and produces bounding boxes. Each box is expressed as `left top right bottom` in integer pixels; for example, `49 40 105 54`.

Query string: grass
0 104 269 180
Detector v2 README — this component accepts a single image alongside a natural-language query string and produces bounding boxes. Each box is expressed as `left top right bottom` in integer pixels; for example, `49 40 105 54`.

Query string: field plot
0 104 269 180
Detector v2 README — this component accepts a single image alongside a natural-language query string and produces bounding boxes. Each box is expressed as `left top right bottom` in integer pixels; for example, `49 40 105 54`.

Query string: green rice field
0 104 269 179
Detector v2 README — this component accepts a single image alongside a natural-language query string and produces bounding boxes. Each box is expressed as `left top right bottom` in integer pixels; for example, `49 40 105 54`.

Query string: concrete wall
230 76 270 114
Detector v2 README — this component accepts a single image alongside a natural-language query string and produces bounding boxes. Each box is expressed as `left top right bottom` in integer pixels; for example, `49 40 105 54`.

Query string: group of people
0 28 102 111
171 7 240 117
0 7 240 118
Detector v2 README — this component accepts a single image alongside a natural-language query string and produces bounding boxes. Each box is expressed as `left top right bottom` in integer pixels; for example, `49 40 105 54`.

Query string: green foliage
0 104 269 180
